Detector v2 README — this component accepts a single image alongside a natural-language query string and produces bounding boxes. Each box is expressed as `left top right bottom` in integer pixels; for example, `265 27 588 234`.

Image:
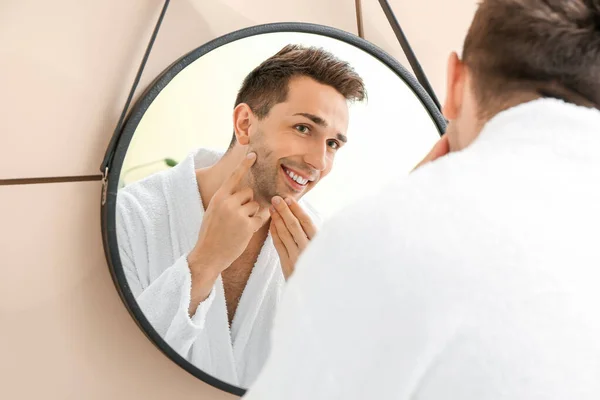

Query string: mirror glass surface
113 30 442 391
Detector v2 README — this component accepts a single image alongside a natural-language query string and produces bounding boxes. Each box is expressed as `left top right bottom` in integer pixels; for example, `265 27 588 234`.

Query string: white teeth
285 169 308 185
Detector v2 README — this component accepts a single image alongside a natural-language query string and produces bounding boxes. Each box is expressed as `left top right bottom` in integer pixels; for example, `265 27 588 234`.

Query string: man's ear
442 52 466 121
233 103 253 146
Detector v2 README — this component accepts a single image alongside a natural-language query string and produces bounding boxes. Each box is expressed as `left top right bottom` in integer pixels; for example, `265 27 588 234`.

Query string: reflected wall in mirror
104 23 444 395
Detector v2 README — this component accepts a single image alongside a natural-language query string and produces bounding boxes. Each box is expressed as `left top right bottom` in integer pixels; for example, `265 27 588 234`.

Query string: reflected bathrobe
115 148 321 388
243 98 600 400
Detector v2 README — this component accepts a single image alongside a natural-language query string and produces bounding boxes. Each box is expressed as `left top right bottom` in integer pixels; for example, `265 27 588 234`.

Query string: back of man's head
464 0 600 118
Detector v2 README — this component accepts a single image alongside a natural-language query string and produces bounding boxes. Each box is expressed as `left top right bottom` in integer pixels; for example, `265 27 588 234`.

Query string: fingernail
285 198 292 205
272 197 281 205
246 152 256 159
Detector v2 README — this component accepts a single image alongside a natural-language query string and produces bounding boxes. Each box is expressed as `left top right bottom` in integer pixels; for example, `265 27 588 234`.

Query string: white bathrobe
243 98 600 400
115 148 322 388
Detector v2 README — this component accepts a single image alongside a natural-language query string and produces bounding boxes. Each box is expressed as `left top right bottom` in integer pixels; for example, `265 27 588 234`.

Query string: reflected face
248 76 350 204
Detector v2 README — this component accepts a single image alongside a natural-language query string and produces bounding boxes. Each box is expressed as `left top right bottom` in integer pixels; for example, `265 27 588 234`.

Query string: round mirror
101 22 445 396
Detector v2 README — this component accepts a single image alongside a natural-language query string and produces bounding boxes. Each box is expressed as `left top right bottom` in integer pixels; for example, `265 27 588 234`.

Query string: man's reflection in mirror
115 44 366 387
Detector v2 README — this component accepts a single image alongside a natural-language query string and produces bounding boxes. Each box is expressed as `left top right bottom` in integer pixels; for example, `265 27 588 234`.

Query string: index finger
222 152 256 194
282 197 317 239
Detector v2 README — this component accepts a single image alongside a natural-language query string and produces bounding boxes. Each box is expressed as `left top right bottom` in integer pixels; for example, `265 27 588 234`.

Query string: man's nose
304 143 327 172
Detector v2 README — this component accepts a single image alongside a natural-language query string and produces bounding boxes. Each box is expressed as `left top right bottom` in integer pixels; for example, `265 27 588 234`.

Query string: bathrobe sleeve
114 190 216 357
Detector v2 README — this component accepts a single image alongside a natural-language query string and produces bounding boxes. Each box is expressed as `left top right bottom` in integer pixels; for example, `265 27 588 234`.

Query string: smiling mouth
281 166 313 190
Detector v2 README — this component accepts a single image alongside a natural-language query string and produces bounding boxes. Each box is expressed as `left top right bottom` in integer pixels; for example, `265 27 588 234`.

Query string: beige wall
0 0 476 399
361 0 478 103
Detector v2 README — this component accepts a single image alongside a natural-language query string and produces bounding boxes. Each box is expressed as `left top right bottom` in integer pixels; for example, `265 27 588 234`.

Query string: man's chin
262 192 301 205
254 195 273 209
257 182 309 205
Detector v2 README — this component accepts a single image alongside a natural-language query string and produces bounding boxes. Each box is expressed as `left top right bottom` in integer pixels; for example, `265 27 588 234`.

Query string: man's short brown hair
228 44 367 149
462 0 600 116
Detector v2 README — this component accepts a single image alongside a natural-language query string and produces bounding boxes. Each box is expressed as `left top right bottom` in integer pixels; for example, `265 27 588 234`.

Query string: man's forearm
187 251 223 316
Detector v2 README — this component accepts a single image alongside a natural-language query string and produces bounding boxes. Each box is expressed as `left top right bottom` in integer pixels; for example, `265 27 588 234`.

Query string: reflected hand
192 152 269 270
187 152 269 313
269 196 317 280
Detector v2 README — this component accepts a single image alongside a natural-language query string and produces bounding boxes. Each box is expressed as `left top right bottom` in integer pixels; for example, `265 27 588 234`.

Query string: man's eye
328 140 340 150
295 125 310 134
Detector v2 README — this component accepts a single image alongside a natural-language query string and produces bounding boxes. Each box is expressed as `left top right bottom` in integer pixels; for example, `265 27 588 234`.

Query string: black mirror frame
100 21 447 397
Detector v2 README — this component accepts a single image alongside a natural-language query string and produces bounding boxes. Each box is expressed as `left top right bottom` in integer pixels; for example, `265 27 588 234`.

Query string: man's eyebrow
294 112 347 143
294 112 328 127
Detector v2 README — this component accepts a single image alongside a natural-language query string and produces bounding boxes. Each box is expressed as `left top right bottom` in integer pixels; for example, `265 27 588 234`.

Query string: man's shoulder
117 148 200 208
381 143 504 208
115 167 181 232
118 169 171 208
316 152 486 249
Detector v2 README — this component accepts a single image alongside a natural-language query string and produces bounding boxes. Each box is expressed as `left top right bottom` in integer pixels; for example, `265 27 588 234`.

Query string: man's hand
269 196 317 280
187 152 269 313
412 133 450 172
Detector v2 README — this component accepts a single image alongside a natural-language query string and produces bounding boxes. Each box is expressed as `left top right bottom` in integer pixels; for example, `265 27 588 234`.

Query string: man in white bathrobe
116 44 366 388
243 1 600 399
